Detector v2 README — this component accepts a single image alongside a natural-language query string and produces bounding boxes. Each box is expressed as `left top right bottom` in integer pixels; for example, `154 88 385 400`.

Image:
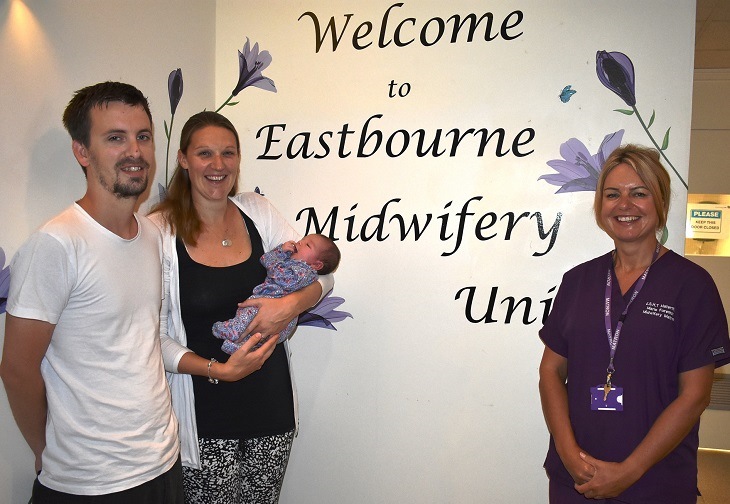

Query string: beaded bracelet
207 358 219 385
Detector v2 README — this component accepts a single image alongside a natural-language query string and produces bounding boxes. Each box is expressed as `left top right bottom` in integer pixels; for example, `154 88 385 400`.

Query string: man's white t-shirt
8 204 179 495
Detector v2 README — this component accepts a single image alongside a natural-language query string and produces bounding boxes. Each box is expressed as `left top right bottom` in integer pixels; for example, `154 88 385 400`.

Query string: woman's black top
177 209 295 439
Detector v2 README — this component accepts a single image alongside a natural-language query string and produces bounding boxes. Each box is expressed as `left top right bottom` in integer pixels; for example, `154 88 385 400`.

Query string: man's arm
0 314 54 472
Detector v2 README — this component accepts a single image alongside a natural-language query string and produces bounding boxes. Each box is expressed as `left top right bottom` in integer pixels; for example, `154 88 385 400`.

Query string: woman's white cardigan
150 192 333 469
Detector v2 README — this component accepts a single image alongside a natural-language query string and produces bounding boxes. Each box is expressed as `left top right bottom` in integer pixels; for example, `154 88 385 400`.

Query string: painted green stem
632 105 688 190
165 114 175 187
215 95 234 113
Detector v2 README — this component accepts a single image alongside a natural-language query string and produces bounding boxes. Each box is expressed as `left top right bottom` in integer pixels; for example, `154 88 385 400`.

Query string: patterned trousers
182 431 294 504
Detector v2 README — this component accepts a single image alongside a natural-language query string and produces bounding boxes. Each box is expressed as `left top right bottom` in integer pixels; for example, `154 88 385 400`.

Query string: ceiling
696 0 730 68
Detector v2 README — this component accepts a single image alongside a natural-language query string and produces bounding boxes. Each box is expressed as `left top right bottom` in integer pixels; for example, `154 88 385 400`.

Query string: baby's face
290 235 325 266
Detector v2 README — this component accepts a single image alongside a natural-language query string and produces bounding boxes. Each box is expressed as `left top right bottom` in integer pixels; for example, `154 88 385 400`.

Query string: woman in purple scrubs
539 144 730 503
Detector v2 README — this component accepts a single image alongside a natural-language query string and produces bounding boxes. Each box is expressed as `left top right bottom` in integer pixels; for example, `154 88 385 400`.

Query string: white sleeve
316 273 334 302
7 233 74 324
159 251 191 373
149 213 192 373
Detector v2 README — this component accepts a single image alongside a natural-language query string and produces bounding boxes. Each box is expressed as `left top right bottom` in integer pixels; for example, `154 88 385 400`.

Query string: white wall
0 1 699 503
213 2 696 503
0 1 216 502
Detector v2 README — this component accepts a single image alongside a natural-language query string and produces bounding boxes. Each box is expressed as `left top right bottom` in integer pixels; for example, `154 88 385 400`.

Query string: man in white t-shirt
0 82 183 503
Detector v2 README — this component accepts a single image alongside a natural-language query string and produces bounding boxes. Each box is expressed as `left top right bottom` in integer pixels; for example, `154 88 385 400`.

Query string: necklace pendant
221 238 232 247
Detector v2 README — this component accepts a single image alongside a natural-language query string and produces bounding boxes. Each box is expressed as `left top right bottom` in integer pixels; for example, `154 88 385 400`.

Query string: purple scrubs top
540 250 730 503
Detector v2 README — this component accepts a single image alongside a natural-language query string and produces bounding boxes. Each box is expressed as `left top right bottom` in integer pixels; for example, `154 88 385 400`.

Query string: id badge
590 385 624 411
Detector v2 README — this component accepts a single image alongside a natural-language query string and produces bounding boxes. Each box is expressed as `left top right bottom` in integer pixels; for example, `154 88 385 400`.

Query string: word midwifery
298 3 524 52
296 196 562 257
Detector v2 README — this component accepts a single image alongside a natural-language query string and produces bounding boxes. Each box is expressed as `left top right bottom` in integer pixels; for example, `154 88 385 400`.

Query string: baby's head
290 234 340 275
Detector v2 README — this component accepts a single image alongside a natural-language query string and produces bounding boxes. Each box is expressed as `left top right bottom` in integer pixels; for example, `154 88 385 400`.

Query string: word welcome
296 196 562 257
256 114 535 160
299 3 524 52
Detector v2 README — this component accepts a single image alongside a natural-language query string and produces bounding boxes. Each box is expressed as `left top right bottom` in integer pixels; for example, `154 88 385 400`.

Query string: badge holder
590 384 623 411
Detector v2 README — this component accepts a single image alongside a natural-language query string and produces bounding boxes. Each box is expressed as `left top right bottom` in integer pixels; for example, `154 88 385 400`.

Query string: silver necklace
221 205 232 247
221 224 232 247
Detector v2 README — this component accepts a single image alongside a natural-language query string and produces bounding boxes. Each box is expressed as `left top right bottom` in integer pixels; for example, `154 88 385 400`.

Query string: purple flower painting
168 68 184 116
539 130 624 193
163 68 184 187
233 38 276 95
595 50 687 189
160 38 276 189
596 51 636 107
216 38 277 112
156 182 168 205
298 290 352 331
0 247 10 314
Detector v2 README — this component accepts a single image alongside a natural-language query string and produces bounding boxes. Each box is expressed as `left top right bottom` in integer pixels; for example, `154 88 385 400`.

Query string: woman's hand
574 453 639 499
237 281 322 339
562 449 596 485
177 333 277 382
575 364 715 499
215 333 278 382
238 297 295 339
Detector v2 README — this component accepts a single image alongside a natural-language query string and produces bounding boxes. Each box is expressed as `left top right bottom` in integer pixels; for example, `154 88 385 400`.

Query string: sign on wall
686 194 730 256
688 203 728 239
210 1 694 501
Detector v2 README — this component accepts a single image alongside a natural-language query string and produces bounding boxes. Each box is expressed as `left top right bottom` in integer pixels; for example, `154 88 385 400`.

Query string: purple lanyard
604 243 661 379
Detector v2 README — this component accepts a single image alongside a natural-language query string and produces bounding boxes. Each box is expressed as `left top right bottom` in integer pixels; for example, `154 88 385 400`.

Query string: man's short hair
62 81 152 147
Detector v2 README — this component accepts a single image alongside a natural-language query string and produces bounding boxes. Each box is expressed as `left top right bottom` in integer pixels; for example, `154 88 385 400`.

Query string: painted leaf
661 128 671 150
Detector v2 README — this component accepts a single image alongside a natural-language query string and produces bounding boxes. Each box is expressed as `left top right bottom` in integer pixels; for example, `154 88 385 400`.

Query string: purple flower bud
168 68 183 115
596 51 636 107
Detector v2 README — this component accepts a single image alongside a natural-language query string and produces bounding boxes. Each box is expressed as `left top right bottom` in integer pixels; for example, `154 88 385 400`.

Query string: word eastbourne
255 113 535 160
